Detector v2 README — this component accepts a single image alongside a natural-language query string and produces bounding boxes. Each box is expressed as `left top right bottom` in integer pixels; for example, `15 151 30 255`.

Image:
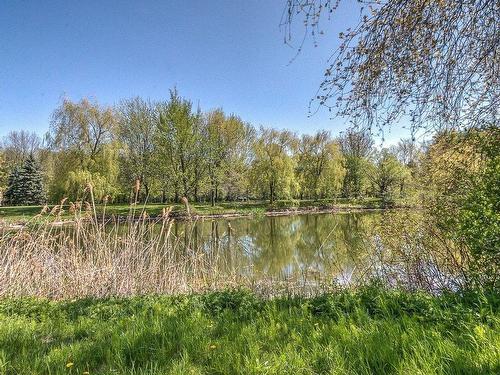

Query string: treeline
0 90 421 206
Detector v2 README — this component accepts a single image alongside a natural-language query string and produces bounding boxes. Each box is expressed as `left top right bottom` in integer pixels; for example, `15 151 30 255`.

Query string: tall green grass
0 287 498 374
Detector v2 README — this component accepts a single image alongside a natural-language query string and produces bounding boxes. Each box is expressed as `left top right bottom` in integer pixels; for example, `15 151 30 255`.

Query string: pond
167 211 383 286
2 209 460 297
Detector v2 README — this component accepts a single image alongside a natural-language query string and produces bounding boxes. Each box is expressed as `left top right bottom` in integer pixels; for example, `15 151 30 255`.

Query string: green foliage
3 166 21 205
421 127 500 289
458 136 500 287
370 149 408 206
3 155 45 206
342 155 371 198
65 170 116 202
116 97 158 200
0 288 498 374
155 89 204 200
2 93 424 206
0 152 7 200
339 129 374 198
251 127 298 203
296 131 345 199
47 98 119 202
204 110 253 205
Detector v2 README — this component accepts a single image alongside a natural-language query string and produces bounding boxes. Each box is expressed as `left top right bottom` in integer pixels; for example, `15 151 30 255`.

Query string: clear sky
1 0 409 143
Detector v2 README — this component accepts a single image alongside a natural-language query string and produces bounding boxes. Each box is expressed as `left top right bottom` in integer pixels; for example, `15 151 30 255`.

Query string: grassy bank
0 287 498 375
0 197 408 223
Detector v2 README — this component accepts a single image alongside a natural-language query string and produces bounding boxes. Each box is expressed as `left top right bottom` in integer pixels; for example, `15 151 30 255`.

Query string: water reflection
173 212 381 283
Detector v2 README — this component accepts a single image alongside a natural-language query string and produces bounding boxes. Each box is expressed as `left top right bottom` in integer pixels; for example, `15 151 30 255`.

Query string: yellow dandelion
66 362 74 368
209 344 217 350
83 372 90 375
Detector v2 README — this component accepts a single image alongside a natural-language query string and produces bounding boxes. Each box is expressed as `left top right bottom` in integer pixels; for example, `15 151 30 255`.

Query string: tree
282 0 499 132
391 138 422 198
296 130 344 199
3 167 21 205
394 139 419 169
0 152 7 204
459 134 499 286
370 149 406 206
420 126 499 286
251 127 298 204
155 90 204 201
220 120 256 201
49 98 116 168
4 155 45 206
116 97 158 201
204 109 252 205
1 130 41 166
205 109 226 206
338 129 373 197
48 98 119 201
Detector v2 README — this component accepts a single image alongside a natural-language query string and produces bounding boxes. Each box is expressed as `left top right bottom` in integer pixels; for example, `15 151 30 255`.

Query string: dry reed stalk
0 216 340 299
0 204 466 298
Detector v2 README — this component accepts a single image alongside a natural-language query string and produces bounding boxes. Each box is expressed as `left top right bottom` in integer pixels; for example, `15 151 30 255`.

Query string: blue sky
1 0 409 143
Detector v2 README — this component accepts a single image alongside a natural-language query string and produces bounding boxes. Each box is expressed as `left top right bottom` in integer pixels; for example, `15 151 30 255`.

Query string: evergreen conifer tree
4 155 45 205
4 166 21 205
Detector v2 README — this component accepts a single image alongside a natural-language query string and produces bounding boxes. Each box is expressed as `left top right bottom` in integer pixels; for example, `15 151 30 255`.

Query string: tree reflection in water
170 212 382 285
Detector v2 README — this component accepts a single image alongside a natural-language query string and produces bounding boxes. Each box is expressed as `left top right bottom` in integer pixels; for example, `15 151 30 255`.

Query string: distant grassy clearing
0 197 398 222
0 287 497 375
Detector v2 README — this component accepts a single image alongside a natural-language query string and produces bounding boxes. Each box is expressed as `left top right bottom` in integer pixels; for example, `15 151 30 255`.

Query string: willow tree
282 0 499 133
370 148 407 205
48 98 119 201
338 129 373 198
251 127 298 204
296 130 344 199
205 109 253 205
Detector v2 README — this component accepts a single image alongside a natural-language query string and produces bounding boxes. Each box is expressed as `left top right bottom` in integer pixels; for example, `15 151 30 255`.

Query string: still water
168 211 382 285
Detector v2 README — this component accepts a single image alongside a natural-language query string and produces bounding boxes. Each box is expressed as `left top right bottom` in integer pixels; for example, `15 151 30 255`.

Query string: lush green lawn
0 287 498 374
0 198 394 223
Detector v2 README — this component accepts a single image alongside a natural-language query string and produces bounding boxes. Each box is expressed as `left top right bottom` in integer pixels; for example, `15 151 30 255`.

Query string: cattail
181 197 190 216
162 206 173 219
132 179 141 206
49 205 60 216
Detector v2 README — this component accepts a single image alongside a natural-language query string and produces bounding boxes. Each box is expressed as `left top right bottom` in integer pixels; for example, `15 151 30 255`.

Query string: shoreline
0 204 415 229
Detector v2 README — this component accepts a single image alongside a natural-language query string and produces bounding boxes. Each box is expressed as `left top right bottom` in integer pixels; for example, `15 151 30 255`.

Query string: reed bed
0 208 340 298
1 215 234 298
0 198 470 299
